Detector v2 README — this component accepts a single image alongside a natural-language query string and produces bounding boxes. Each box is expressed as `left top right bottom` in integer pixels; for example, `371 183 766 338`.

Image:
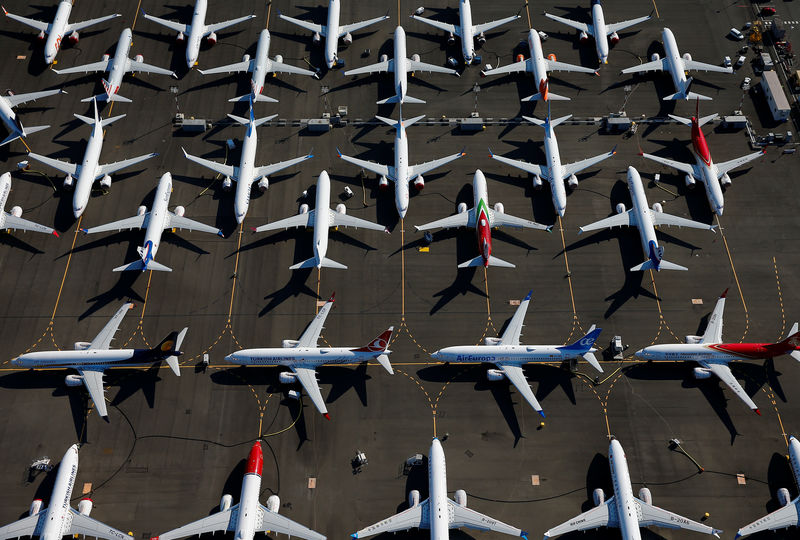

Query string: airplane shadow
107 364 163 411
429 266 485 315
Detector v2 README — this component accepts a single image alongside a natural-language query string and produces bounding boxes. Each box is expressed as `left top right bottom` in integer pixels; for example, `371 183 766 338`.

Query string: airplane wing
67 507 130 540
204 14 257 37
407 59 458 75
409 150 466 179
543 498 617 538
344 60 390 76
651 210 715 230
253 211 314 232
65 14 121 34
473 15 521 36
560 149 616 180
0 511 45 539
52 60 111 75
545 58 598 74
579 210 634 233
699 294 725 344
27 153 78 176
640 152 698 177
5 89 63 108
338 15 390 37
291 365 327 416
489 151 544 179
410 15 458 35
156 507 235 540
543 12 590 33
352 500 427 538
490 210 550 230
737 499 800 538
296 295 334 347
683 59 733 74
199 59 252 75
415 211 471 231
448 499 525 537
3 213 56 235
183 148 236 179
606 15 652 35
82 214 147 234
498 291 531 346
256 505 326 540
700 361 759 412
483 59 528 76
89 302 134 350
498 363 543 415
269 59 317 77
714 150 765 178
78 369 108 418
2 10 49 33
338 151 391 179
126 58 176 77
279 14 325 36
254 153 314 180
142 12 188 35
636 497 722 536
168 213 221 235
96 153 158 179
328 209 385 231
621 58 667 74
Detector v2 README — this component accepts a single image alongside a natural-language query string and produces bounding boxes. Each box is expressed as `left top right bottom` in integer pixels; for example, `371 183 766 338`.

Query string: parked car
730 27 745 40
742 76 752 90
735 55 746 68
724 56 732 67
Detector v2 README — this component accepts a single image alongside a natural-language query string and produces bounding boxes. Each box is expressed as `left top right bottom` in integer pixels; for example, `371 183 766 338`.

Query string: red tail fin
353 327 393 353
766 331 800 353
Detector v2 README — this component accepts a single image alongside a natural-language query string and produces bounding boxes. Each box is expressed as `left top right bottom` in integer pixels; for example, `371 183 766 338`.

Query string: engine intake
616 203 626 214
335 203 347 215
532 175 543 189
638 487 652 505
134 54 143 63
593 488 605 506
64 174 74 190
414 176 425 190
279 371 298 384
484 337 502 346
176 31 185 42
174 205 185 217
206 32 218 45
650 53 661 62
274 54 283 64
68 32 79 44
651 202 663 213
74 341 91 350
222 177 233 191
65 374 84 387
693 367 712 379
579 30 589 43
10 206 22 218
258 177 269 192
454 489 467 507
298 204 309 215
266 495 280 513
283 339 300 348
685 174 696 188
685 335 702 344
137 205 147 216
408 490 420 508
78 498 92 516
486 368 505 381
778 487 792 507
220 494 232 512
99 175 112 190
457 202 468 214
29 500 42 516
609 32 620 45
682 52 692 62
720 173 731 187
379 176 390 190
567 174 579 189
343 32 353 45
493 202 504 214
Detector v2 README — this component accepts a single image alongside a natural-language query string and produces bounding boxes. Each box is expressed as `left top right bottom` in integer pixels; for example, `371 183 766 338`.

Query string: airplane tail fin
228 93 279 103
353 326 395 373
152 327 187 376
289 256 348 270
113 259 173 272
520 92 570 102
766 322 800 357
557 325 604 372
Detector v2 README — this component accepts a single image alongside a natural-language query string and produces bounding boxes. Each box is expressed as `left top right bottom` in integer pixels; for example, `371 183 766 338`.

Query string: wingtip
79 228 88 234
217 230 225 237
1 6 7 16
323 413 331 420
538 410 546 418
487 147 494 157
520 533 528 540
329 291 335 303
754 408 761 416
52 230 60 237
546 225 553 233
524 290 532 301
721 288 729 299
611 145 618 155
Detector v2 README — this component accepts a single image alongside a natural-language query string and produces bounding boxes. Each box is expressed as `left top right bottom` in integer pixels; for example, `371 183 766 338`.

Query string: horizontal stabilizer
289 256 348 270
113 259 173 272
663 91 712 101
376 354 393 374
82 93 132 103
376 94 425 104
581 352 603 373
227 113 278 127
630 259 688 272
457 255 515 268
520 92 570 102
20 124 49 138
228 93 279 103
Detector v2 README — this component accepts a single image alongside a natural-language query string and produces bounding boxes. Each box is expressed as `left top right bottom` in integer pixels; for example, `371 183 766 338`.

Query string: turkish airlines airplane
544 437 721 539
579 166 715 272
225 293 393 419
81 172 222 272
0 444 128 540
142 0 256 69
430 291 603 417
344 26 458 104
2 1 120 65
410 0 520 65
53 28 176 103
480 29 597 101
154 441 325 540
737 436 800 538
352 437 527 540
544 1 651 65
13 303 186 419
199 29 318 103
636 289 800 415
0 87 63 146
0 172 58 236
280 0 389 69
415 169 550 268
641 105 765 216
621 28 732 100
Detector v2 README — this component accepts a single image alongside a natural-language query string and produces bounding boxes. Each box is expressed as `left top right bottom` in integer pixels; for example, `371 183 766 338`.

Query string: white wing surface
352 500 427 538
78 369 108 418
2 10 49 32
339 15 390 37
410 15 457 35
345 60 390 76
328 209 384 231
621 58 667 74
498 291 531 346
27 153 78 176
96 153 159 178
0 512 45 539
482 60 528 76
254 153 314 179
256 505 326 540
543 13 590 33
83 214 147 234
579 210 634 233
291 365 327 416
448 499 525 536
279 14 325 36
53 60 110 75
714 150 765 178
337 152 391 179
89 302 135 349
126 58 176 77
737 499 800 538
491 211 550 230
66 14 121 34
473 15 521 35
543 498 617 538
499 363 543 415
700 294 726 344
560 149 616 180
142 12 188 34
296 296 334 347
700 361 758 413
204 15 257 36
67 507 129 540
640 152 698 176
490 151 544 178
683 60 733 74
269 59 317 77
651 210 715 230
545 58 598 74
183 149 235 179
415 211 471 231
3 213 56 235
168 213 220 235
199 59 251 75
253 212 314 232
5 89 63 108
606 15 652 35
156 507 234 540
636 497 722 536
409 150 466 178
407 59 457 74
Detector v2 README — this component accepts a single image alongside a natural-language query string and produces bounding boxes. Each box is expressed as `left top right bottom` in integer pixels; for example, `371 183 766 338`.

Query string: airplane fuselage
393 125 411 218
608 439 644 540
234 121 258 223
591 3 610 63
186 0 208 68
225 346 380 367
472 170 492 266
105 28 133 97
662 28 688 94
139 172 173 267
73 122 105 218
38 445 80 540
543 124 568 216
311 170 332 265
235 444 263 540
393 26 408 102
428 439 450 540
527 29 549 99
251 29 273 98
689 119 725 215
0 96 21 139
458 0 476 64
324 0 341 68
627 167 663 268
0 173 11 227
43 0 73 64
433 344 579 364
14 348 150 369
636 342 796 363
790 437 800 488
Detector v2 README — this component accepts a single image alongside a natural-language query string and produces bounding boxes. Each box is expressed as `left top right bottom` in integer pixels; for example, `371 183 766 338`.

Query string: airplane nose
717 207 724 215
236 213 245 224
635 349 644 357
73 206 84 218
430 351 440 359
398 207 408 219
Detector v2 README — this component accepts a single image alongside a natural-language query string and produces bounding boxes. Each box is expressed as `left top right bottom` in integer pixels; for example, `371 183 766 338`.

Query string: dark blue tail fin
558 326 602 353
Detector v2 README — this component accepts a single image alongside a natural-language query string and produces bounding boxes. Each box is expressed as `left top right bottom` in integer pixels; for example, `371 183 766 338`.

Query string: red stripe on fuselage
476 208 491 266
245 441 263 475
691 117 712 166
707 343 778 359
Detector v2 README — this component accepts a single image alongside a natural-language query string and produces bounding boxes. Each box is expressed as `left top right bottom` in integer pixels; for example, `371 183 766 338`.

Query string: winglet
610 145 617 156
80 228 88 234
520 533 528 540
1 6 7 16
216 230 224 237
324 413 331 420
140 8 146 17
328 291 335 303
488 147 494 158
351 535 358 539
336 147 342 158
538 410 546 418
546 225 553 233
721 288 729 299
459 147 467 157
523 290 532 301
754 408 761 416
52 230 59 237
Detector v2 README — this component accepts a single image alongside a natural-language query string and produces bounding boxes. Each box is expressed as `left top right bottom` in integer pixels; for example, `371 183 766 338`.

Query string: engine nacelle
343 32 353 45
29 500 42 516
99 175 112 190
222 177 233 191
685 174 696 187
274 54 283 64
720 173 731 187
447 32 456 45
616 203 626 214
454 489 467 507
638 488 652 505
411 53 420 63
10 206 22 218
579 30 589 43
685 335 702 344
283 339 299 348
242 54 251 63
532 175 543 189
336 203 347 214
408 490 420 508
37 30 46 40
298 204 309 215
78 498 92 516
102 54 110 62
65 374 84 387
378 53 389 63
609 32 620 45
313 32 321 44
64 174 74 190
516 53 524 63
493 202 504 214
477 32 486 44
593 488 605 507
74 341 91 350
547 53 557 62
134 54 143 63
174 205 185 217
257 177 269 192
68 32 79 44
219 494 233 512
778 487 792 507
457 202 468 214
206 32 217 45
176 31 185 42
650 53 661 62
682 52 692 62
484 337 502 346
567 174 579 189
693 367 712 379
652 202 663 213
137 205 147 216
378 175 390 190
266 495 280 513
279 371 298 384
414 176 425 190
486 368 505 381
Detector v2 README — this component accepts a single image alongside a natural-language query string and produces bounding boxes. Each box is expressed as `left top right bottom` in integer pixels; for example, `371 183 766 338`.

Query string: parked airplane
410 0 520 65
621 28 732 100
182 104 313 223
225 293 393 419
0 172 58 237
338 112 466 218
480 28 597 101
0 87 63 146
2 1 120 65
280 0 389 69
544 2 652 65
344 26 458 104
430 291 603 417
641 105 765 216
27 98 157 218
736 436 800 538
154 441 325 540
52 28 177 103
253 171 385 270
141 0 256 69
352 438 527 539
544 437 722 539
13 303 186 419
81 172 222 272
0 444 129 540
636 289 800 415
415 169 550 268
579 166 715 272
489 111 615 216
199 29 318 103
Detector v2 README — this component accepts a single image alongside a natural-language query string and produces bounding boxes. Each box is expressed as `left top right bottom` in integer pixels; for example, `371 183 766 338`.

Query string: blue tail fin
647 240 663 270
558 326 603 353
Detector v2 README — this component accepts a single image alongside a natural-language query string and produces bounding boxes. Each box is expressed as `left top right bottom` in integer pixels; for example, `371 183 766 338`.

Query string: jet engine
720 173 731 187
447 32 456 45
609 32 620 45
477 32 486 44
266 495 280 513
457 202 468 214
258 177 269 192
682 52 692 62
650 53 660 62
313 32 321 44
684 174 696 187
37 31 46 40
298 204 309 214
532 175 543 188
242 54 250 63
283 339 300 348
616 203 626 214
411 53 420 63
29 500 42 516
379 175 390 190
380 54 389 63
78 498 92 516
685 335 702 344
174 205 185 217
10 206 22 218
65 374 84 387
454 490 467 507
176 31 185 42
99 175 112 189
274 54 283 64
638 488 652 505
102 54 110 62
567 174 579 189
592 488 605 506
134 54 144 63
494 202 504 213
222 176 233 191
64 174 74 190
547 53 557 62
484 337 502 346
343 32 353 45
515 53 524 63
486 368 505 381
69 32 79 44
336 203 347 214
408 490 420 508
279 371 298 384
414 175 425 190
137 205 147 216
219 494 233 512
74 341 91 350
207 32 218 45
693 367 712 379
778 487 792 507
651 202 663 213
579 30 589 43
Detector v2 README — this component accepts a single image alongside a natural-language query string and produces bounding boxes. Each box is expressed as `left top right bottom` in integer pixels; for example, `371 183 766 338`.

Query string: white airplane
621 28 732 100
480 29 597 101
198 29 318 103
0 444 129 540
0 87 63 146
2 1 120 65
12 303 187 420
410 0 520 65
344 25 458 104
279 0 389 69
154 441 325 540
337 112 466 218
641 106 765 216
430 291 603 417
636 290 800 415
352 437 527 540
52 28 177 103
736 436 800 538
81 172 222 272
252 171 386 270
141 0 256 69
489 111 616 217
182 104 313 224
544 437 722 540
27 98 158 219
544 1 652 65
0 172 58 237
578 166 716 272
415 169 550 268
225 293 393 419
